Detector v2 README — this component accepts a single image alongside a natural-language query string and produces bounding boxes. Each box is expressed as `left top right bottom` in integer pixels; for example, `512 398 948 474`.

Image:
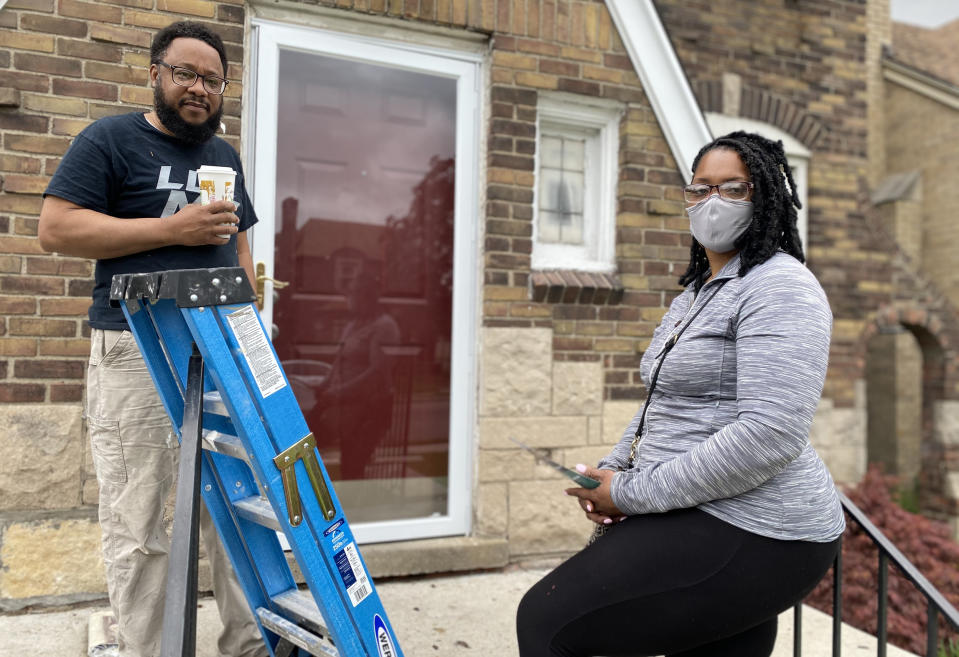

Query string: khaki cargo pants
87 329 268 657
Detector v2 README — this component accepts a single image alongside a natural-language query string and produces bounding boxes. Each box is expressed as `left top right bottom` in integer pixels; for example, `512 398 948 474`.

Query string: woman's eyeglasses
158 61 229 95
683 181 753 203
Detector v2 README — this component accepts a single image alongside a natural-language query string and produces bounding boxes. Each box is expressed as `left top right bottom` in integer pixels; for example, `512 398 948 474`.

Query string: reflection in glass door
251 23 479 543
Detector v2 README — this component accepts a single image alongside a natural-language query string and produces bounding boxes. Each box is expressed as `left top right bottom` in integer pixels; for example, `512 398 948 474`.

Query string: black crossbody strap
631 278 731 450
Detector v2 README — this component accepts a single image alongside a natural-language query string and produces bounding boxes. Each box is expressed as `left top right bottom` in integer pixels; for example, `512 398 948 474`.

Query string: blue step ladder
110 267 404 657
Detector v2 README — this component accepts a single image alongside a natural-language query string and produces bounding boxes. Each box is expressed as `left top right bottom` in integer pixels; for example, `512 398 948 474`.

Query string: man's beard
154 84 223 145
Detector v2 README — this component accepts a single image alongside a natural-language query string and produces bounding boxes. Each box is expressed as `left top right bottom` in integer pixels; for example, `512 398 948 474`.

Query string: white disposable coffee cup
197 165 236 238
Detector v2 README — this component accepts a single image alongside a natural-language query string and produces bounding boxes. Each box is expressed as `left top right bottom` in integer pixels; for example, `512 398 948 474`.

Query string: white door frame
246 19 482 543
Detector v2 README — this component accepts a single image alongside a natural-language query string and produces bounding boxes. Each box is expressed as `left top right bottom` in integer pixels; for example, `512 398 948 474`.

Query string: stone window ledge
530 270 624 305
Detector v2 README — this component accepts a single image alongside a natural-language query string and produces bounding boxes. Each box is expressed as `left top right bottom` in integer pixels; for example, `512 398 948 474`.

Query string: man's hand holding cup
196 165 237 239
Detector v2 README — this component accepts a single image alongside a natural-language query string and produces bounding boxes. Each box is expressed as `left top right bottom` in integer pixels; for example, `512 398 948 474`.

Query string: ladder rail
161 346 204 657
113 268 405 657
182 303 370 657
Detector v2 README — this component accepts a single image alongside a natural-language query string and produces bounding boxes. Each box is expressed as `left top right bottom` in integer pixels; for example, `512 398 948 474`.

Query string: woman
516 132 845 657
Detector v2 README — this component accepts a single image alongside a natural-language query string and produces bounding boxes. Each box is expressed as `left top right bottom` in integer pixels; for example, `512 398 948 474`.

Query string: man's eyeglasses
157 61 229 95
683 181 753 203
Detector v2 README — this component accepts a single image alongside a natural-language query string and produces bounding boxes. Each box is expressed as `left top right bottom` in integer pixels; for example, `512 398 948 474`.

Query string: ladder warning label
335 542 372 607
225 306 286 398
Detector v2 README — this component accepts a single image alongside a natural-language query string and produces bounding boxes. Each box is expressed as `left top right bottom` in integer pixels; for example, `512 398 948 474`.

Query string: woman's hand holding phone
565 465 627 526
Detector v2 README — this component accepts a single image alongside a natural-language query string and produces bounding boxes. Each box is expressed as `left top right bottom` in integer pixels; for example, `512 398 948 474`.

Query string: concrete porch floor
0 563 917 657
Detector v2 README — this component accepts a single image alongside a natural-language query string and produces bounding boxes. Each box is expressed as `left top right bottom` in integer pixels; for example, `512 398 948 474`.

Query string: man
39 21 267 657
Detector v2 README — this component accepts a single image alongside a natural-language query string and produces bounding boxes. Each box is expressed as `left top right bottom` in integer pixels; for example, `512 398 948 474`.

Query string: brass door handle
255 262 289 310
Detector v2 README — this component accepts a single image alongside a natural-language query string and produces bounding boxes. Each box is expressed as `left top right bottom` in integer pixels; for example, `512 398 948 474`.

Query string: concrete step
0 567 921 657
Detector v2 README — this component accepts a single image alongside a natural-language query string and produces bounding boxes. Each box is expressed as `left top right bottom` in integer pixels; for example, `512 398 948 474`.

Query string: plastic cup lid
197 165 236 175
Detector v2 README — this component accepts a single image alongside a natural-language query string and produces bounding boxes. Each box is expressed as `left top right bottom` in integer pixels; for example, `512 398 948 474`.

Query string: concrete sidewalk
0 563 915 656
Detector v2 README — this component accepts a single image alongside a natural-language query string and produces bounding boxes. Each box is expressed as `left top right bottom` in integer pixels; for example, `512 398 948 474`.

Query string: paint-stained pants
87 328 268 657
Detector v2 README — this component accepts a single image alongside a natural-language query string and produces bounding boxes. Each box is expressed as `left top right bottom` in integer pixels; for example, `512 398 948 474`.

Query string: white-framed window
533 94 621 272
704 113 810 250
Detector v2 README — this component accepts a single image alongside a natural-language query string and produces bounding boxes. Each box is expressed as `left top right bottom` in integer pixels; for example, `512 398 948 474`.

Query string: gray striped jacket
600 252 845 542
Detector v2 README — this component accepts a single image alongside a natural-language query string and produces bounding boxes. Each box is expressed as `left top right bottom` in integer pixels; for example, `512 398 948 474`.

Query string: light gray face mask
685 194 754 253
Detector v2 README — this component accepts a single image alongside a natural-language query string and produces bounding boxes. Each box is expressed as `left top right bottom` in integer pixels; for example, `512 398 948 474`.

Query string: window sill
529 270 624 305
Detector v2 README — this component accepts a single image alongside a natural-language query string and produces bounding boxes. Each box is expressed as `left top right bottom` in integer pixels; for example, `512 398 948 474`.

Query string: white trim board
604 0 711 182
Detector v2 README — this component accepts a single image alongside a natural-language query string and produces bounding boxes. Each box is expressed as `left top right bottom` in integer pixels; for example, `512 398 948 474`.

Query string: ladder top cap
110 268 257 308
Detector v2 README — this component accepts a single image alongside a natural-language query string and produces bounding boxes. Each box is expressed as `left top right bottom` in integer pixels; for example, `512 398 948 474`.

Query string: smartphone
508 436 600 489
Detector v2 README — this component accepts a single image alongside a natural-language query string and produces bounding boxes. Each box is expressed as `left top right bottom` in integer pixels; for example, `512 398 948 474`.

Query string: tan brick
51 118 92 136
593 338 635 352
4 134 72 156
582 65 622 84
0 31 56 53
90 24 151 48
25 256 92 277
514 38 561 57
52 78 117 101
559 46 602 64
492 51 538 71
85 62 143 85
0 296 36 314
451 0 467 26
122 51 151 67
123 9 178 29
57 37 123 63
15 216 39 237
514 71 558 90
21 93 88 117
14 53 82 78
6 0 56 9
0 236 45 255
583 2 599 48
119 85 153 106
9 318 76 337
511 303 551 318
3 175 50 195
484 285 528 301
0 195 43 215
156 0 216 17
39 338 90 356
38 297 90 316
0 155 43 175
0 338 38 356
0 256 21 273
488 168 516 184
59 0 123 22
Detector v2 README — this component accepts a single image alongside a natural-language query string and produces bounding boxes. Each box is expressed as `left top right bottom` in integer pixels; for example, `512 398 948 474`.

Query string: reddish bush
805 466 959 654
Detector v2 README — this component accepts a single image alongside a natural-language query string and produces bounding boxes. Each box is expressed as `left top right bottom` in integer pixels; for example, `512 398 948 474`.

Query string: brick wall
0 0 245 408
884 82 959 312
654 0 891 410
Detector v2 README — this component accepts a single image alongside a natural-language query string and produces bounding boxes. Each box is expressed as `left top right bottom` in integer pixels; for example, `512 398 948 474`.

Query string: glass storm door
250 22 479 543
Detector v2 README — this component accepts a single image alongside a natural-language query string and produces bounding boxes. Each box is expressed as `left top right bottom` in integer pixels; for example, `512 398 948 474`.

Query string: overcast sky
890 0 959 27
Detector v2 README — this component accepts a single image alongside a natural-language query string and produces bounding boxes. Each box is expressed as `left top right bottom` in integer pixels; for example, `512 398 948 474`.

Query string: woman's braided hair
678 131 804 291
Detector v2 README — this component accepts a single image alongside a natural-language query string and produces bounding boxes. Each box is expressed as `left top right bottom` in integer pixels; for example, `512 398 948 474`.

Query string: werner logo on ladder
110 266 404 657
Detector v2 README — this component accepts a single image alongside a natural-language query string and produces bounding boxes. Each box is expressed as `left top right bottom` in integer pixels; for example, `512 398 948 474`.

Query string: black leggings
516 508 839 657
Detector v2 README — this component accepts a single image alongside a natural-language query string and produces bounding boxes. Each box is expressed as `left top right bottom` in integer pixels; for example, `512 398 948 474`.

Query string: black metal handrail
792 492 959 657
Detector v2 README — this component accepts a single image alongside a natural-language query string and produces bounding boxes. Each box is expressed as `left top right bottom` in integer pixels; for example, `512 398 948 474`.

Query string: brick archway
692 80 829 150
859 303 959 521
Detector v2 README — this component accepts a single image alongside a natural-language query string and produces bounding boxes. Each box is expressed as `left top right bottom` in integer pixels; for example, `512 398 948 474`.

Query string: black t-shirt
44 112 258 329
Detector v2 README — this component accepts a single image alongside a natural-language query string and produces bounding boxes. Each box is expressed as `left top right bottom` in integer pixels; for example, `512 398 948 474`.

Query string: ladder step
234 495 280 531
203 390 229 416
256 608 338 657
201 428 249 461
272 589 331 639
